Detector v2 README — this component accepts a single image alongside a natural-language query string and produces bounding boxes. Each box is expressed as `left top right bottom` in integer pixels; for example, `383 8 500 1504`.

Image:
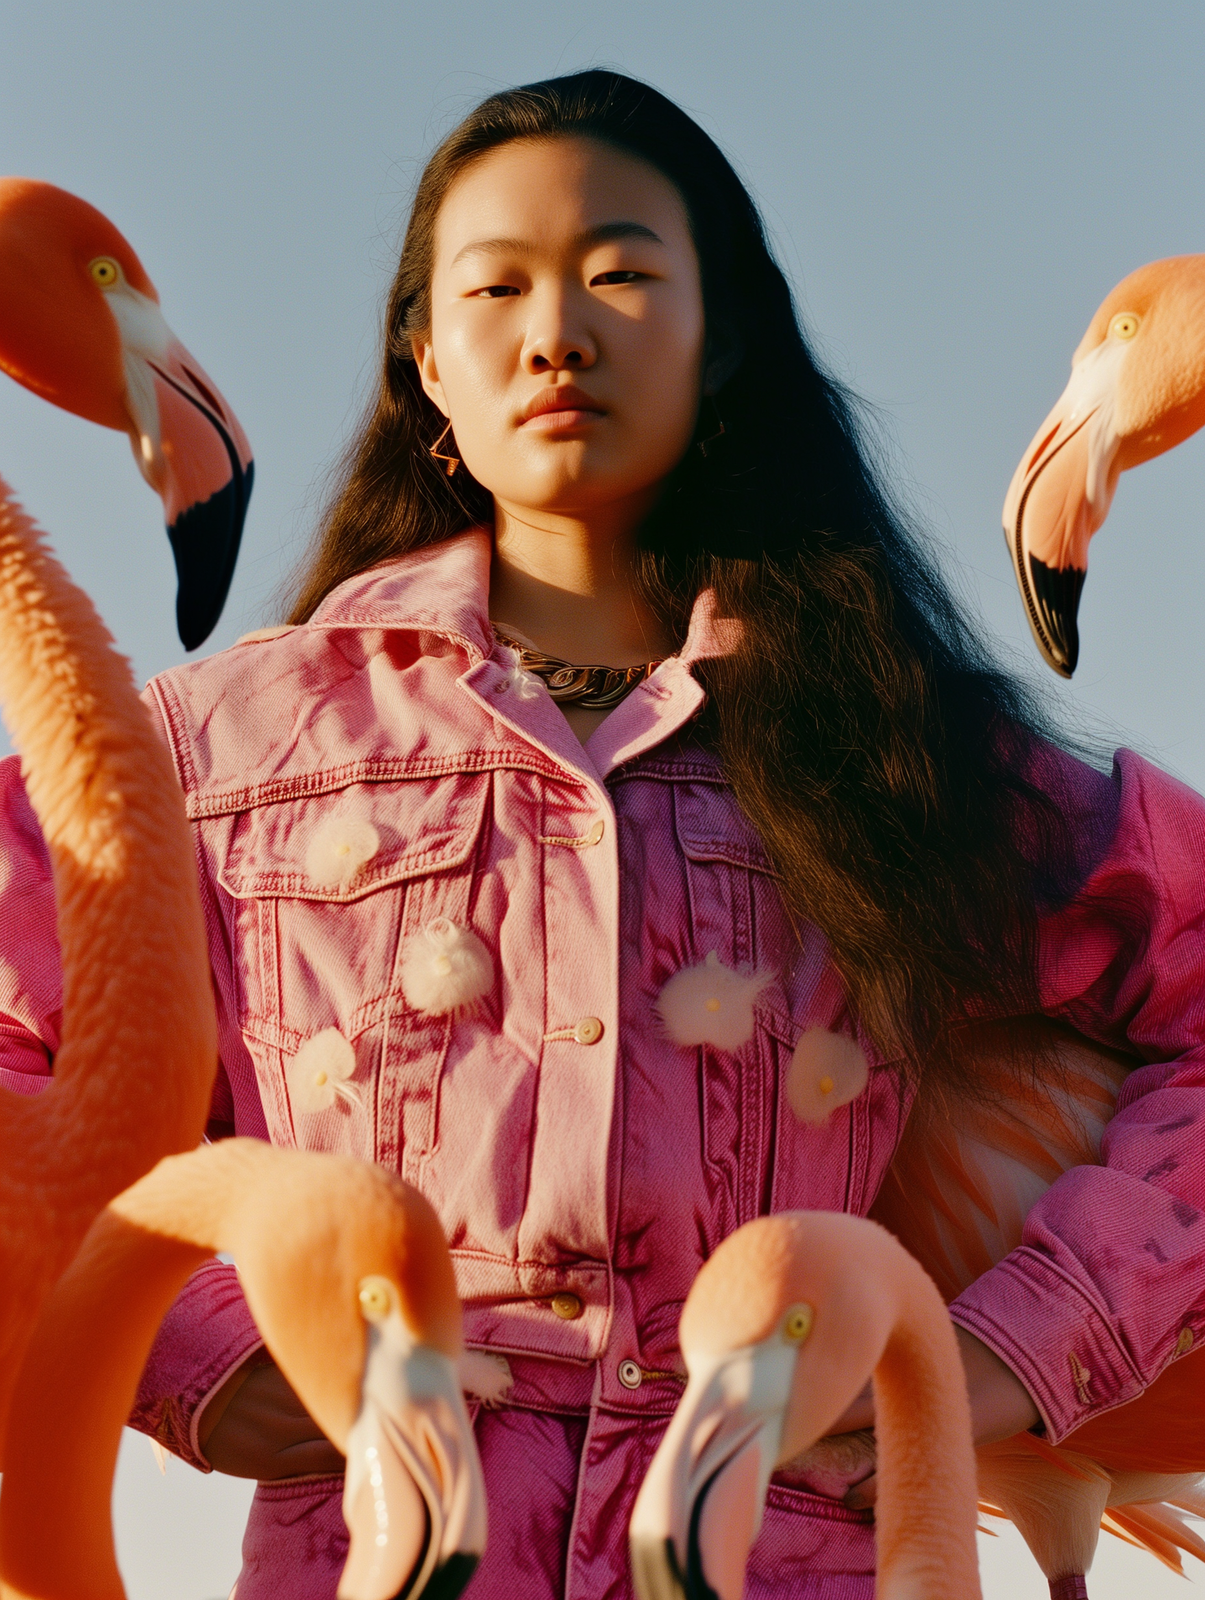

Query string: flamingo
871 1016 1205 1595
0 476 217 1457
0 177 254 649
0 177 257 1457
0 189 489 1596
1002 254 1205 676
629 1210 983 1600
0 484 488 1600
973 1434 1204 1600
0 1138 487 1600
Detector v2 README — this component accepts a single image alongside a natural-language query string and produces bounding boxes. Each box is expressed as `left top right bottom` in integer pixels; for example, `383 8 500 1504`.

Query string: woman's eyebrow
449 220 664 268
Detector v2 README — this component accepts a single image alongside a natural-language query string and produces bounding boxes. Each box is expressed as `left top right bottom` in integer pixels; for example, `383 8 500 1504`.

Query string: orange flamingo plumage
0 477 218 1459
629 1211 982 1600
1003 255 1205 676
0 1140 487 1600
872 1018 1205 1595
0 176 256 1458
0 178 253 649
0 186 488 1599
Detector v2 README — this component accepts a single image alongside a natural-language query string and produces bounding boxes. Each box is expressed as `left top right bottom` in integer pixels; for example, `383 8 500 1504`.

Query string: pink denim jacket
2 529 1204 1600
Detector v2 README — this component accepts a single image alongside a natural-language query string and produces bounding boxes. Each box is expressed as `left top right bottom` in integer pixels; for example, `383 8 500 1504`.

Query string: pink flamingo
0 473 217 1460
0 177 253 648
630 1031 1205 1599
0 1140 487 1600
1003 254 1205 676
0 186 488 1598
629 1211 982 1600
0 174 257 1458
872 1017 1205 1596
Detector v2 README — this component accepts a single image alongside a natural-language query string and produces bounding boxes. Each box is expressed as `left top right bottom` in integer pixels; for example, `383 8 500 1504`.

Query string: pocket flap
674 786 777 876
217 774 489 902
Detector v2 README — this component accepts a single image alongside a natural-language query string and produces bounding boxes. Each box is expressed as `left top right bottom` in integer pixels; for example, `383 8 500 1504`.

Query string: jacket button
585 818 605 845
550 1292 583 1321
573 1016 604 1045
617 1359 643 1389
1177 1326 1194 1356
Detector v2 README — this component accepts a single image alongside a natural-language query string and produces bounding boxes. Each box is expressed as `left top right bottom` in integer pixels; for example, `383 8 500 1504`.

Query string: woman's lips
518 386 606 430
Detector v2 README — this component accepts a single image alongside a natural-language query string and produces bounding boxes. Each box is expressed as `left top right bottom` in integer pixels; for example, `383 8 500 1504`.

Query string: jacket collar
308 528 740 666
309 530 496 662
307 529 741 780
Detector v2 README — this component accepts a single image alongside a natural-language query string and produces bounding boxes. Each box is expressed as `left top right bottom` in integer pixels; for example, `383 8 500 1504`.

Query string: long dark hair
290 70 1085 1085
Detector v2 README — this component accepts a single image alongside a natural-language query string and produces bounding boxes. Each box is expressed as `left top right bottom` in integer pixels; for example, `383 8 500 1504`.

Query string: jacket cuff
128 1258 263 1471
949 1247 1144 1442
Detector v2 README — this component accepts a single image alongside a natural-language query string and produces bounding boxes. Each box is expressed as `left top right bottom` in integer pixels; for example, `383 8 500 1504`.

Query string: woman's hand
824 1326 1040 1510
198 1353 345 1480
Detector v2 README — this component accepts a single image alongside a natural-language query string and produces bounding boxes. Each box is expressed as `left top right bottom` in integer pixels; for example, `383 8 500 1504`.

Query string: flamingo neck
872 1288 984 1600
0 480 215 1446
0 1207 209 1599
1048 1578 1089 1600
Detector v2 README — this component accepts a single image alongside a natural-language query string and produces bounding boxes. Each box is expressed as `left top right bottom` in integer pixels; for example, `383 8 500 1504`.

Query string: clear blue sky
3 3 1203 1595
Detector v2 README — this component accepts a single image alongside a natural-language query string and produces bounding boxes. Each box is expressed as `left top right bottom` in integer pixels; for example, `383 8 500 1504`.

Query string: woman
2 70 1203 1600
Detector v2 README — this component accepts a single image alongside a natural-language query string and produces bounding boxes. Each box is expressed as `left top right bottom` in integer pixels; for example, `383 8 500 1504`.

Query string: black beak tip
1026 554 1084 679
404 1551 479 1600
168 459 254 651
683 1478 722 1600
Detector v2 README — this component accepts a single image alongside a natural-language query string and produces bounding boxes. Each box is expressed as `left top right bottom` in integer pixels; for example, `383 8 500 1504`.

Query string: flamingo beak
126 335 253 651
630 1342 796 1600
98 279 252 651
338 1308 487 1600
1002 341 1126 678
0 178 252 650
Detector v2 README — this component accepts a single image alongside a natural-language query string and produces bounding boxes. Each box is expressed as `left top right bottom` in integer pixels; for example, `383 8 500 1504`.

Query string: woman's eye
472 284 520 298
591 270 643 286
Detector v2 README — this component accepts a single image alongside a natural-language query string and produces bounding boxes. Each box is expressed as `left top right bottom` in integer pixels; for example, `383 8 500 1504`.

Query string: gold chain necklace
491 625 662 711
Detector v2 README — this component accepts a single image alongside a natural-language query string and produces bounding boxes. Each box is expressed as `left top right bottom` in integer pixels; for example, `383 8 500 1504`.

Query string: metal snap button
585 818 605 845
617 1359 643 1390
573 1016 604 1045
1176 1326 1195 1356
550 1292 583 1321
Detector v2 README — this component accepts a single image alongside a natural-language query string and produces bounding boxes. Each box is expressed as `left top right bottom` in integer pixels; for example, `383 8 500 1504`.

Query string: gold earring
429 420 460 477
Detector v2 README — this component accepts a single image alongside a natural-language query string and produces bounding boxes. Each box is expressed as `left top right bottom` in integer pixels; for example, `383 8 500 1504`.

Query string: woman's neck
489 498 673 668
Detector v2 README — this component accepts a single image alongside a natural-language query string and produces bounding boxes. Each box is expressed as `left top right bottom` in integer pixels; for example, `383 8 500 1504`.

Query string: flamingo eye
1109 312 1140 341
357 1274 398 1324
89 257 120 288
782 1303 814 1345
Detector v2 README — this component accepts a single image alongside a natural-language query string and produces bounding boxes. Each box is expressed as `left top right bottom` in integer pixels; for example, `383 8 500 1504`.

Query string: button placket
523 762 619 1310
543 1016 605 1046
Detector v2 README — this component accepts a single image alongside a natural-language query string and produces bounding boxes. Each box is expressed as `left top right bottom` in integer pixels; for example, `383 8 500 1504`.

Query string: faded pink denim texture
2 530 1204 1600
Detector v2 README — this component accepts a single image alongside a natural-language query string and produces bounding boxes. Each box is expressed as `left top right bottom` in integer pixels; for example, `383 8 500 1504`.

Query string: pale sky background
3 1 1204 1595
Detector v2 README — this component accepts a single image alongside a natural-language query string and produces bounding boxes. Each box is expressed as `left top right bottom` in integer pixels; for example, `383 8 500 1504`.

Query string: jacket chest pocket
672 782 783 973
671 781 873 1222
216 773 492 1160
672 783 791 1225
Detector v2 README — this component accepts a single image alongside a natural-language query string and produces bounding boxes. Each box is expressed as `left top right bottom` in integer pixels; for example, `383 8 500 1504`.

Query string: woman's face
413 136 707 521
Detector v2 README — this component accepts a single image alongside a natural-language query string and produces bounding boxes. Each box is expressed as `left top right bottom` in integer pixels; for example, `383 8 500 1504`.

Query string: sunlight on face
413 136 707 520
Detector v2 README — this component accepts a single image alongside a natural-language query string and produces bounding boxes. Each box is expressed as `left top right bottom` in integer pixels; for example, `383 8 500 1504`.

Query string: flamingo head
0 177 253 649
629 1212 894 1600
232 1162 486 1600
1003 254 1205 676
